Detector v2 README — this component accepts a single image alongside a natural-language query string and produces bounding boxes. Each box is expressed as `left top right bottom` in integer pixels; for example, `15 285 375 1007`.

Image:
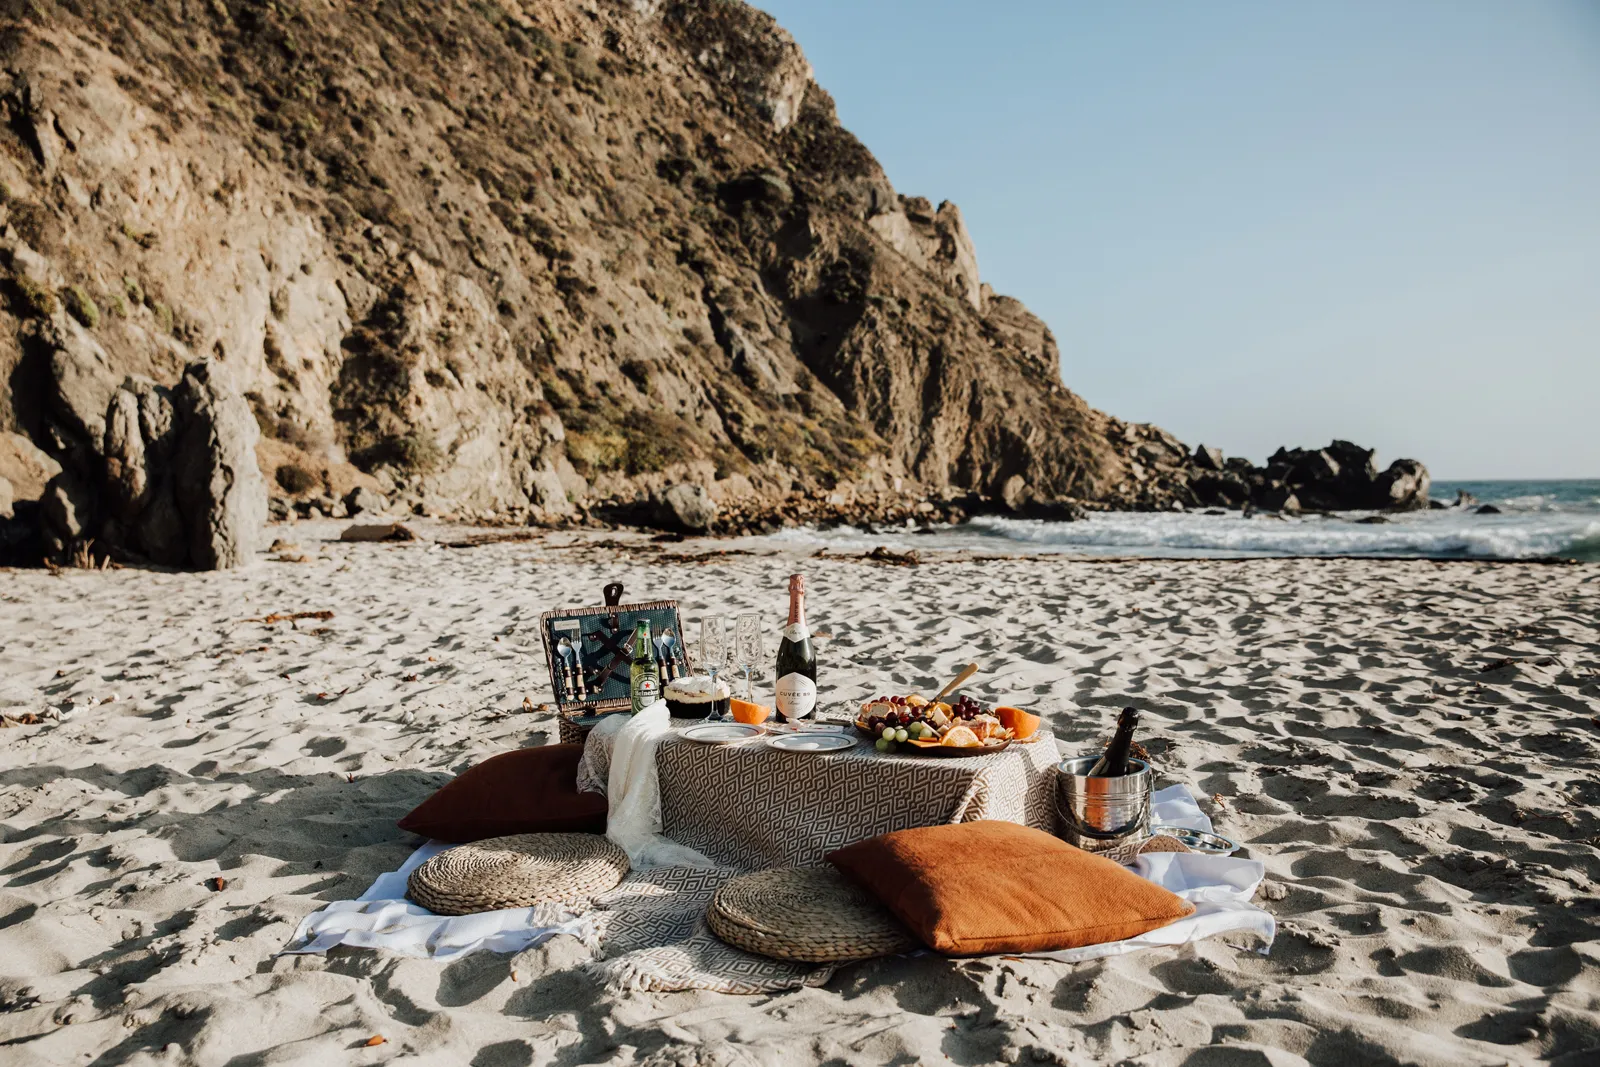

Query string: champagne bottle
629 620 660 712
1088 708 1139 777
774 573 817 722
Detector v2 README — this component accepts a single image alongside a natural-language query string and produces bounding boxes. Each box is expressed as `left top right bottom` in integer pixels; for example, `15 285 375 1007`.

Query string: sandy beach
1 523 1597 1066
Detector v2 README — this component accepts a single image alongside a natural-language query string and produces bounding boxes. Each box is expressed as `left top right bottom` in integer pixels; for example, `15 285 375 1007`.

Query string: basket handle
604 582 624 628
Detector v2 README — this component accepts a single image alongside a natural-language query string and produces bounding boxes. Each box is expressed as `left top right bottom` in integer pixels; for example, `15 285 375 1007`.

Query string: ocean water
771 480 1600 561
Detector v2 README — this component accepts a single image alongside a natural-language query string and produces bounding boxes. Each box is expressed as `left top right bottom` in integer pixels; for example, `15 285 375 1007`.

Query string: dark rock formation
1185 440 1430 513
1190 470 1250 510
1258 485 1302 515
345 486 388 516
36 361 264 568
1373 458 1430 511
654 483 718 533
0 431 59 507
170 363 268 568
1017 498 1089 523
341 523 417 543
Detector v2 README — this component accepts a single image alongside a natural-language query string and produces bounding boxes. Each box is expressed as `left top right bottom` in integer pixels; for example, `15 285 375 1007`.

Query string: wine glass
734 614 762 702
698 615 728 719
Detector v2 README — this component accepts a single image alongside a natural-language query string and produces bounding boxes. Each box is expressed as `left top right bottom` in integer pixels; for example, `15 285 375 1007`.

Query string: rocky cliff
0 0 1425 558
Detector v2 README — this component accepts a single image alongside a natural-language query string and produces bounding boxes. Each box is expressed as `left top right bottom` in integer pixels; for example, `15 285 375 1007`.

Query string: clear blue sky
755 1 1600 479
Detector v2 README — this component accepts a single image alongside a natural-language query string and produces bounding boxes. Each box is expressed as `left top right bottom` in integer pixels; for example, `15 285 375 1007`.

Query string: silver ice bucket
1054 756 1153 856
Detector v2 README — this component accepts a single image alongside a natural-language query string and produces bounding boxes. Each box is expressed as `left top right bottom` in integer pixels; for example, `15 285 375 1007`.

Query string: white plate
766 732 856 754
762 721 851 735
679 723 763 744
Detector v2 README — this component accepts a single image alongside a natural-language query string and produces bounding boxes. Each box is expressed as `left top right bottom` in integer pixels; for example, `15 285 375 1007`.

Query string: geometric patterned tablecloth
567 724 1065 992
649 728 1061 871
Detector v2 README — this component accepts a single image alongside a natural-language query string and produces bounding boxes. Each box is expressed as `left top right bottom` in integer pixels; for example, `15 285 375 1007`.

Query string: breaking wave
769 480 1600 561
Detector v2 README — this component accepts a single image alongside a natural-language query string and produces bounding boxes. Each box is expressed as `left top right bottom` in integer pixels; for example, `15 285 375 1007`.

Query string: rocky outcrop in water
1185 440 1430 513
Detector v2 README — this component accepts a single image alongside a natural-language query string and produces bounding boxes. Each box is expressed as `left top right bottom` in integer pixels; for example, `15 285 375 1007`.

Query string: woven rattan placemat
706 866 917 964
408 833 629 916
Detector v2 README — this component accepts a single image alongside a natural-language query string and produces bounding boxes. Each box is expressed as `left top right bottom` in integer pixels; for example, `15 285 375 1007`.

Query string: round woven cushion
407 833 629 915
707 866 918 964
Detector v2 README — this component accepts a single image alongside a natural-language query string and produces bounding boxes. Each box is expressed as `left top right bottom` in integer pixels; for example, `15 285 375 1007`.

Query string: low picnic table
580 724 1061 870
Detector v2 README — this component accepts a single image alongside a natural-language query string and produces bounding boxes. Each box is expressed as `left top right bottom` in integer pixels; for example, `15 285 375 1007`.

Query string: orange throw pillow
397 745 607 843
827 821 1194 955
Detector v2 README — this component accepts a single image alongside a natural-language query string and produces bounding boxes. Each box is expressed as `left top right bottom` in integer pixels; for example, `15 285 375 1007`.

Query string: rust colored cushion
827 821 1194 956
397 745 607 843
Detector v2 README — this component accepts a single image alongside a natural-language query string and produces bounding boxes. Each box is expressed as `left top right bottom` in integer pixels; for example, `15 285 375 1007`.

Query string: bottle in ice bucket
1056 707 1152 855
774 573 817 722
630 619 660 712
1088 707 1139 776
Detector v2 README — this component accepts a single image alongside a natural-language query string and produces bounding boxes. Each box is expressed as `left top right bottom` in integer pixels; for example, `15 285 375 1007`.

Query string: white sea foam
1493 493 1600 513
769 510 1600 561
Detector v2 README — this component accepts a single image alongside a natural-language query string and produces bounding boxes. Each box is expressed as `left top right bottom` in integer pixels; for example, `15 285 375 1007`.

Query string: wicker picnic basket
541 582 686 744
407 833 629 915
706 866 918 964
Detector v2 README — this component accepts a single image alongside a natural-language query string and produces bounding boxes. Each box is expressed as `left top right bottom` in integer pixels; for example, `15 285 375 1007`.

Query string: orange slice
730 699 772 725
994 706 1040 739
941 725 982 748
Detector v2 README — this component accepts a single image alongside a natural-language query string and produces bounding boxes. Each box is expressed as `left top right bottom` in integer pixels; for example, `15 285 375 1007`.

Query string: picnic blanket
284 785 1273 991
282 849 825 991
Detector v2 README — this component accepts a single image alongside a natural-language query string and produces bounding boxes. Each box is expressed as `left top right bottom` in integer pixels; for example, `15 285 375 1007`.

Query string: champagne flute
734 613 762 703
699 615 728 720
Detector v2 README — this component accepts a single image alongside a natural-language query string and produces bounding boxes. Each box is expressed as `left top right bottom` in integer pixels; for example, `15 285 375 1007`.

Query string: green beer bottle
629 619 660 712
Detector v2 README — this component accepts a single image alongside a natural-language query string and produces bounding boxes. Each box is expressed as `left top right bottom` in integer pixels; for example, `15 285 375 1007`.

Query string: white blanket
286 767 1272 965
1022 785 1276 962
282 841 596 961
